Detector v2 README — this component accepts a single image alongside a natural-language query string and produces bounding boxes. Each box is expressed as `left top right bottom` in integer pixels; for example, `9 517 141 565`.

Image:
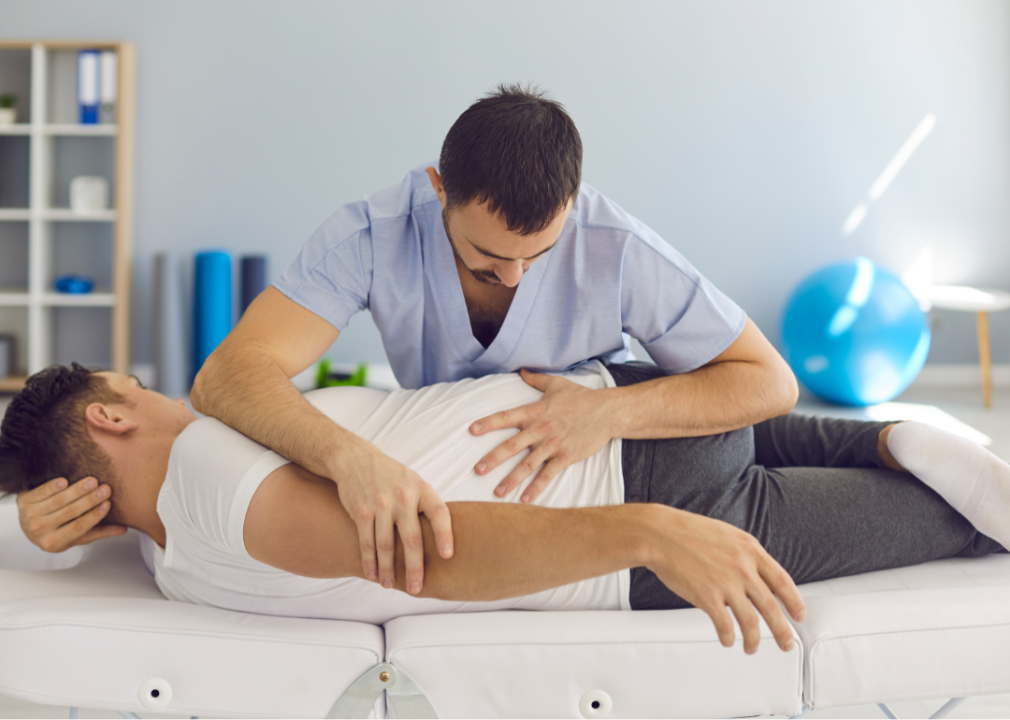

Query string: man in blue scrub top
18 86 798 632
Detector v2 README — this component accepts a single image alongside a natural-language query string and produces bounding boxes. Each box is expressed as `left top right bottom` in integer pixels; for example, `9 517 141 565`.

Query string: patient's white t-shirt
150 361 630 624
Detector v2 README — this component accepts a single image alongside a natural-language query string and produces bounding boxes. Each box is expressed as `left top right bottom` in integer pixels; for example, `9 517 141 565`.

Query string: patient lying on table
1 361 1007 653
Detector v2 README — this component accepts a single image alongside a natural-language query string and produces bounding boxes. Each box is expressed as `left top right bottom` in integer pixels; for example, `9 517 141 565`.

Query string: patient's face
96 372 196 436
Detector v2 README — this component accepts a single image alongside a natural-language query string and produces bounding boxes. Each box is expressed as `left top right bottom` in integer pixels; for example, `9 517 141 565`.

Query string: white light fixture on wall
842 113 937 236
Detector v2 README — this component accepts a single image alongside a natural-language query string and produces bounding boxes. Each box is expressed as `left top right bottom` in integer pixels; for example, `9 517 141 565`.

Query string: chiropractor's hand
337 444 454 594
644 505 806 654
16 476 128 553
471 370 615 502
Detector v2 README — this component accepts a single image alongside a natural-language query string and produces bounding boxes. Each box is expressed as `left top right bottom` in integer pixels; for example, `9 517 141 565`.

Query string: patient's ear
84 403 139 436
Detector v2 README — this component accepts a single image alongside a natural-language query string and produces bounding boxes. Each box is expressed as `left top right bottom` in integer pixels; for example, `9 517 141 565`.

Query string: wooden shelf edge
0 376 27 393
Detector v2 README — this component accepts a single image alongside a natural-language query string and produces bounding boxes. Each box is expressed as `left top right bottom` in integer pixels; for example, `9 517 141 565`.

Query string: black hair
439 83 583 236
0 363 122 497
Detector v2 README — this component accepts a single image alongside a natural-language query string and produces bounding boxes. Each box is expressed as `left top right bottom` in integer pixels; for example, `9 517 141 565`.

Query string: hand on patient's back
471 370 614 503
337 445 453 595
643 506 806 654
17 476 127 553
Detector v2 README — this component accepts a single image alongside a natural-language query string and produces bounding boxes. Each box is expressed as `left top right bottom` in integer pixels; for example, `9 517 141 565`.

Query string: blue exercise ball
781 257 931 406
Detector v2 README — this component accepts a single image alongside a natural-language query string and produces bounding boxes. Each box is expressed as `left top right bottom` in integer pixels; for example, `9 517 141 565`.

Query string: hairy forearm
394 502 654 602
607 358 798 439
191 344 366 479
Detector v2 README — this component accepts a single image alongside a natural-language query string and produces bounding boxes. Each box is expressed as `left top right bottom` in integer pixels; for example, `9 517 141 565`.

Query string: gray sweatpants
607 362 1007 611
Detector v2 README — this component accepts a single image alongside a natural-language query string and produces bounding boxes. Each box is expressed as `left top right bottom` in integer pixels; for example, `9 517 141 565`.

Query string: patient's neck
101 425 188 549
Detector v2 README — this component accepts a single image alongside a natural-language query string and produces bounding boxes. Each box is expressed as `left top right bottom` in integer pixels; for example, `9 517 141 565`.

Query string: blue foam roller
193 250 233 377
240 255 268 315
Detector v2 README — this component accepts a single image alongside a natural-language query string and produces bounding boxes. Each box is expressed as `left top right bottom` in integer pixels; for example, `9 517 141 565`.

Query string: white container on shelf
69 175 109 212
0 108 15 125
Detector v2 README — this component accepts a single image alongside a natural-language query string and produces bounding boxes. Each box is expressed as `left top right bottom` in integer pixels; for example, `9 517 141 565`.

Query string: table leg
977 310 992 408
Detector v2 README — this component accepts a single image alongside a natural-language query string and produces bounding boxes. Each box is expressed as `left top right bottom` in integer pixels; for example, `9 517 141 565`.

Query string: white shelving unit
0 41 134 392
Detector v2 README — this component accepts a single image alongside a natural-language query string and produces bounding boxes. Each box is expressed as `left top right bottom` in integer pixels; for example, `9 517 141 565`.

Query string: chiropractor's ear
84 403 140 436
425 166 448 209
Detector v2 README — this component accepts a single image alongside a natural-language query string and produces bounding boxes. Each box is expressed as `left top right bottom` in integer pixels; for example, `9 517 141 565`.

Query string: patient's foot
877 424 907 473
888 421 1010 550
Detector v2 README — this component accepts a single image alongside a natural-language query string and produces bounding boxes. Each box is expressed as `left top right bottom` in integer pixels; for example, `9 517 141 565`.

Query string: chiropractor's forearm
606 318 798 439
191 342 367 480
396 502 653 602
608 357 797 439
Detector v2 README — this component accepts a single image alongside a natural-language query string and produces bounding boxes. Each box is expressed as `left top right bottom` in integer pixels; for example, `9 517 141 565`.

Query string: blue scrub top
275 162 746 390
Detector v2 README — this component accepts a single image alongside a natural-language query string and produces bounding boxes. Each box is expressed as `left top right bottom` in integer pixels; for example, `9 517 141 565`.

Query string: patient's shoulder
170 417 272 473
163 418 288 550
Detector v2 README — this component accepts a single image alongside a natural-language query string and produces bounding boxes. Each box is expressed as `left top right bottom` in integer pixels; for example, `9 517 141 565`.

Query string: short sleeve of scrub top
274 162 747 388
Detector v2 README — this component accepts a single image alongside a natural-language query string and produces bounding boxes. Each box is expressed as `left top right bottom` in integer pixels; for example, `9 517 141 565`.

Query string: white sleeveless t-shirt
150 361 630 624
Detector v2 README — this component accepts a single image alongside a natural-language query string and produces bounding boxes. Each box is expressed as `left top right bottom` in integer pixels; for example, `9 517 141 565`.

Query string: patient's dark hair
0 363 123 497
439 83 583 236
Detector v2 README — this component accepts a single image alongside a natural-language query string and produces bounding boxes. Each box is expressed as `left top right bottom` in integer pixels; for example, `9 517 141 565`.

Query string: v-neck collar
424 202 555 371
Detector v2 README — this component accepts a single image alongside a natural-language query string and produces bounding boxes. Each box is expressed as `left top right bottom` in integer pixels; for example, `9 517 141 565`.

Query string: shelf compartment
0 48 32 124
0 220 28 291
0 306 28 378
50 221 112 293
50 135 115 210
0 134 30 209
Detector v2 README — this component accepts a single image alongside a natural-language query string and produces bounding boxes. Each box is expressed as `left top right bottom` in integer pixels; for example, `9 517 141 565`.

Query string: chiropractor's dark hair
0 363 122 498
439 83 583 236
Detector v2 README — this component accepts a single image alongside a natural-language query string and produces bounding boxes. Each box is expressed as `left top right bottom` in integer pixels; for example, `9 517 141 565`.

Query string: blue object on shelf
193 250 233 379
781 257 931 407
78 50 100 125
54 275 94 294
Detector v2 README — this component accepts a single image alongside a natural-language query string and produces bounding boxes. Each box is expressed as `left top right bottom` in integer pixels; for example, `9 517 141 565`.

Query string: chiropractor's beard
442 208 524 286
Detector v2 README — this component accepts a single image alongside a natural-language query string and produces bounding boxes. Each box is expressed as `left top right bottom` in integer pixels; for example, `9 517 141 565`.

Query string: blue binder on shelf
78 49 100 124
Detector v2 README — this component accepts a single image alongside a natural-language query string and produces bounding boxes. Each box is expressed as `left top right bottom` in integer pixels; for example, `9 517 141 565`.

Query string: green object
0 94 16 109
316 359 368 389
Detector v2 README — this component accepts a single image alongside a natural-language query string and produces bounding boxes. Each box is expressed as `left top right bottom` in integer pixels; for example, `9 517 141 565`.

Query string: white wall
2 0 1008 367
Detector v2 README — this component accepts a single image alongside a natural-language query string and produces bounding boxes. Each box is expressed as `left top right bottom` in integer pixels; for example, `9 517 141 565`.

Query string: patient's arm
245 463 806 655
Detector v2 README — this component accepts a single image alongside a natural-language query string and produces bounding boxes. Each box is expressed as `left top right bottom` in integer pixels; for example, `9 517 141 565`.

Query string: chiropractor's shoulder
191 288 341 413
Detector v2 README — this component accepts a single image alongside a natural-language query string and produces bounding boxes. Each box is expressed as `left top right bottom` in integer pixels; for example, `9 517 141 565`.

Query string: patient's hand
643 506 806 654
471 370 614 503
16 476 128 553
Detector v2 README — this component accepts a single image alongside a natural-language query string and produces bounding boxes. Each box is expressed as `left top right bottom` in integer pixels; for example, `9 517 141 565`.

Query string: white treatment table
1 502 1009 718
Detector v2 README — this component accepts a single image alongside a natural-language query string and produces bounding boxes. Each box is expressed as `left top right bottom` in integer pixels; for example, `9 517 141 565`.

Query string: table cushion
794 554 1010 710
0 504 385 719
384 609 803 718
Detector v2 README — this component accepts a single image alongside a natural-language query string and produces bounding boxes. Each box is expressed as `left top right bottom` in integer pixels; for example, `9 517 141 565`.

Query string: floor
0 385 1008 719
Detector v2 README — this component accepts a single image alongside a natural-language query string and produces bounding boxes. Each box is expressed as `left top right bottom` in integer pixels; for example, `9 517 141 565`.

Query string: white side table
927 285 1010 407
